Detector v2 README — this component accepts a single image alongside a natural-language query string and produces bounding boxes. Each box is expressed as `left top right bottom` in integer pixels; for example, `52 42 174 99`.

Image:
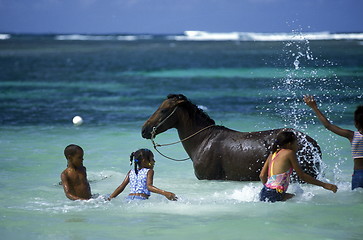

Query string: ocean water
1 33 363 240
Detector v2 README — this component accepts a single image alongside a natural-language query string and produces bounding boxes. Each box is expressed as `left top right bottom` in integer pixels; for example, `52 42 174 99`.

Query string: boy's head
64 144 84 167
354 105 363 131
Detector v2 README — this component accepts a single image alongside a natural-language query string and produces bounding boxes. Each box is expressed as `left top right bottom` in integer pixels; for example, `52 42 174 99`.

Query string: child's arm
288 151 338 193
303 95 354 141
259 155 271 184
109 172 130 200
146 170 177 201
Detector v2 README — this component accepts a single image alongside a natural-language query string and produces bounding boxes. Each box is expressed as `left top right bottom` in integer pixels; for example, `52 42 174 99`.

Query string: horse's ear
176 94 187 105
167 94 188 105
176 99 186 105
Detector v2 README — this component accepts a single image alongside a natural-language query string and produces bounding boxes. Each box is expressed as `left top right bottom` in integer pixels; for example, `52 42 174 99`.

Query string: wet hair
271 131 297 153
64 144 83 159
354 105 363 130
129 148 153 174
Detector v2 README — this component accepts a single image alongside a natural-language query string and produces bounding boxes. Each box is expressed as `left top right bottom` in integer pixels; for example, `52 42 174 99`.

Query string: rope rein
150 106 214 161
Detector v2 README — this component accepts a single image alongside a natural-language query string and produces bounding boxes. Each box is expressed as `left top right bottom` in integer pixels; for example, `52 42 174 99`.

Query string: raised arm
147 170 177 201
303 95 354 141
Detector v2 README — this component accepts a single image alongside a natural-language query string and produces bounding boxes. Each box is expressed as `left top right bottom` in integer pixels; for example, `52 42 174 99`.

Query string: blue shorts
259 186 284 202
352 170 363 190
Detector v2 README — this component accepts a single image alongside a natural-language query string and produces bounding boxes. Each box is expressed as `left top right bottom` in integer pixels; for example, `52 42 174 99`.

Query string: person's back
128 168 151 196
265 149 293 193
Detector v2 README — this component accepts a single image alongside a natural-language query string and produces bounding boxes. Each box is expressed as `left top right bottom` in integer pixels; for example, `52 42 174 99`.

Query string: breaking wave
2 31 363 42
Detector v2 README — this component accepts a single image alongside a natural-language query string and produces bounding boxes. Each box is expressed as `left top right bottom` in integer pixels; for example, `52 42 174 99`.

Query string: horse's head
142 94 187 139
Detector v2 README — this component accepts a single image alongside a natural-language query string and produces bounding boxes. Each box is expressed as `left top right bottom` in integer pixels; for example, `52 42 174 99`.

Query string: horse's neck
177 124 208 140
176 111 209 138
176 115 211 157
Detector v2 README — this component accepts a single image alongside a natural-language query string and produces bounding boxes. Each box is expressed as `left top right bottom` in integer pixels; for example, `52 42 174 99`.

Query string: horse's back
194 126 321 181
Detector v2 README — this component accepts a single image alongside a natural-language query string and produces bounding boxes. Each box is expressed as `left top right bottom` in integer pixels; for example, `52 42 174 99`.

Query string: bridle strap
150 106 214 161
151 106 179 138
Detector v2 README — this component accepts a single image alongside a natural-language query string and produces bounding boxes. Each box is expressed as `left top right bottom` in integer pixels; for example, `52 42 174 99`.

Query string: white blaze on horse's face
142 97 184 139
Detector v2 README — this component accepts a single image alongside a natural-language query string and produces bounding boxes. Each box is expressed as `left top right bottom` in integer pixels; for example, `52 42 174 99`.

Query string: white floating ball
72 116 83 126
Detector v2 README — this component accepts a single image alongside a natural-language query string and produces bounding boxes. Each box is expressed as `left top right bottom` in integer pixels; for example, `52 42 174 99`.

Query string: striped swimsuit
351 131 363 190
352 131 363 159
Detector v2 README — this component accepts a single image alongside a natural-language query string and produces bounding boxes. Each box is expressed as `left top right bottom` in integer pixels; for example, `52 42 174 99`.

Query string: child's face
142 153 155 169
69 149 84 167
149 157 156 169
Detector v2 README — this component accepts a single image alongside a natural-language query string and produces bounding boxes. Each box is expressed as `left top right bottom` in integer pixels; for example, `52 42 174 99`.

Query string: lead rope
151 125 215 161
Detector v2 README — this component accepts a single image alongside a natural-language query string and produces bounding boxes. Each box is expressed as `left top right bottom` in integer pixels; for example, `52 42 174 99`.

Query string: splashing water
260 29 361 182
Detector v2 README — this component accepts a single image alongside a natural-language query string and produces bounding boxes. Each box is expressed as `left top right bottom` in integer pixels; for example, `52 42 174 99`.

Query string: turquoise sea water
1 35 363 239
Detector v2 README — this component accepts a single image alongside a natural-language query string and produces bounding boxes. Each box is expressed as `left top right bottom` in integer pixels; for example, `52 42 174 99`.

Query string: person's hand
324 183 338 193
164 192 178 201
303 95 318 109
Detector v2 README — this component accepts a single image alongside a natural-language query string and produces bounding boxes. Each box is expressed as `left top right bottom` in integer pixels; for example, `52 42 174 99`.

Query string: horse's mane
167 94 215 126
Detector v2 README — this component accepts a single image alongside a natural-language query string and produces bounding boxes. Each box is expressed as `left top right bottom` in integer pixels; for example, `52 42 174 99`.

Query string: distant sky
0 0 362 34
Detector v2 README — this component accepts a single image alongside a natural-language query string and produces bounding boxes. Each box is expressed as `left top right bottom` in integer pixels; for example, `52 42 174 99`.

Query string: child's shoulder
61 166 83 176
61 167 72 176
279 149 295 157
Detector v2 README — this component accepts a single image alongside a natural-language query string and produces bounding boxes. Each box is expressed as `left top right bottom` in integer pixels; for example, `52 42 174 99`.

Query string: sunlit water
1 35 363 239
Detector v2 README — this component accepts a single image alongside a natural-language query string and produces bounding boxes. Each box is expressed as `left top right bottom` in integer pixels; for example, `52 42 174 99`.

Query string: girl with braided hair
109 149 177 201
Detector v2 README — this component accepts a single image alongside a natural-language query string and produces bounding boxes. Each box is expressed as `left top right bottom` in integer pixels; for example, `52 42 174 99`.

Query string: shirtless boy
61 144 92 200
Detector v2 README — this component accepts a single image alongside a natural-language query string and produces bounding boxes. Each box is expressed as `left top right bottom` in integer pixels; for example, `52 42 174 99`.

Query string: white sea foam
0 34 10 40
197 105 208 111
55 34 115 41
172 31 363 41
54 31 363 42
118 35 152 41
171 31 240 41
55 34 152 41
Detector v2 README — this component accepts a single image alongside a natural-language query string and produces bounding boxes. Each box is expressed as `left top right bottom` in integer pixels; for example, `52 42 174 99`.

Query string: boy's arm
303 95 354 141
109 172 130 200
146 170 177 201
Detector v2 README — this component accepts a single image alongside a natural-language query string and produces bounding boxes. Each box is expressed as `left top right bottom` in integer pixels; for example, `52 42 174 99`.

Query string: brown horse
142 94 321 181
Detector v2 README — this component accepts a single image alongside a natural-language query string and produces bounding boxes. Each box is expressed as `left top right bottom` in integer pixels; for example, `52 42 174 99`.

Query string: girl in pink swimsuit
259 131 338 202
